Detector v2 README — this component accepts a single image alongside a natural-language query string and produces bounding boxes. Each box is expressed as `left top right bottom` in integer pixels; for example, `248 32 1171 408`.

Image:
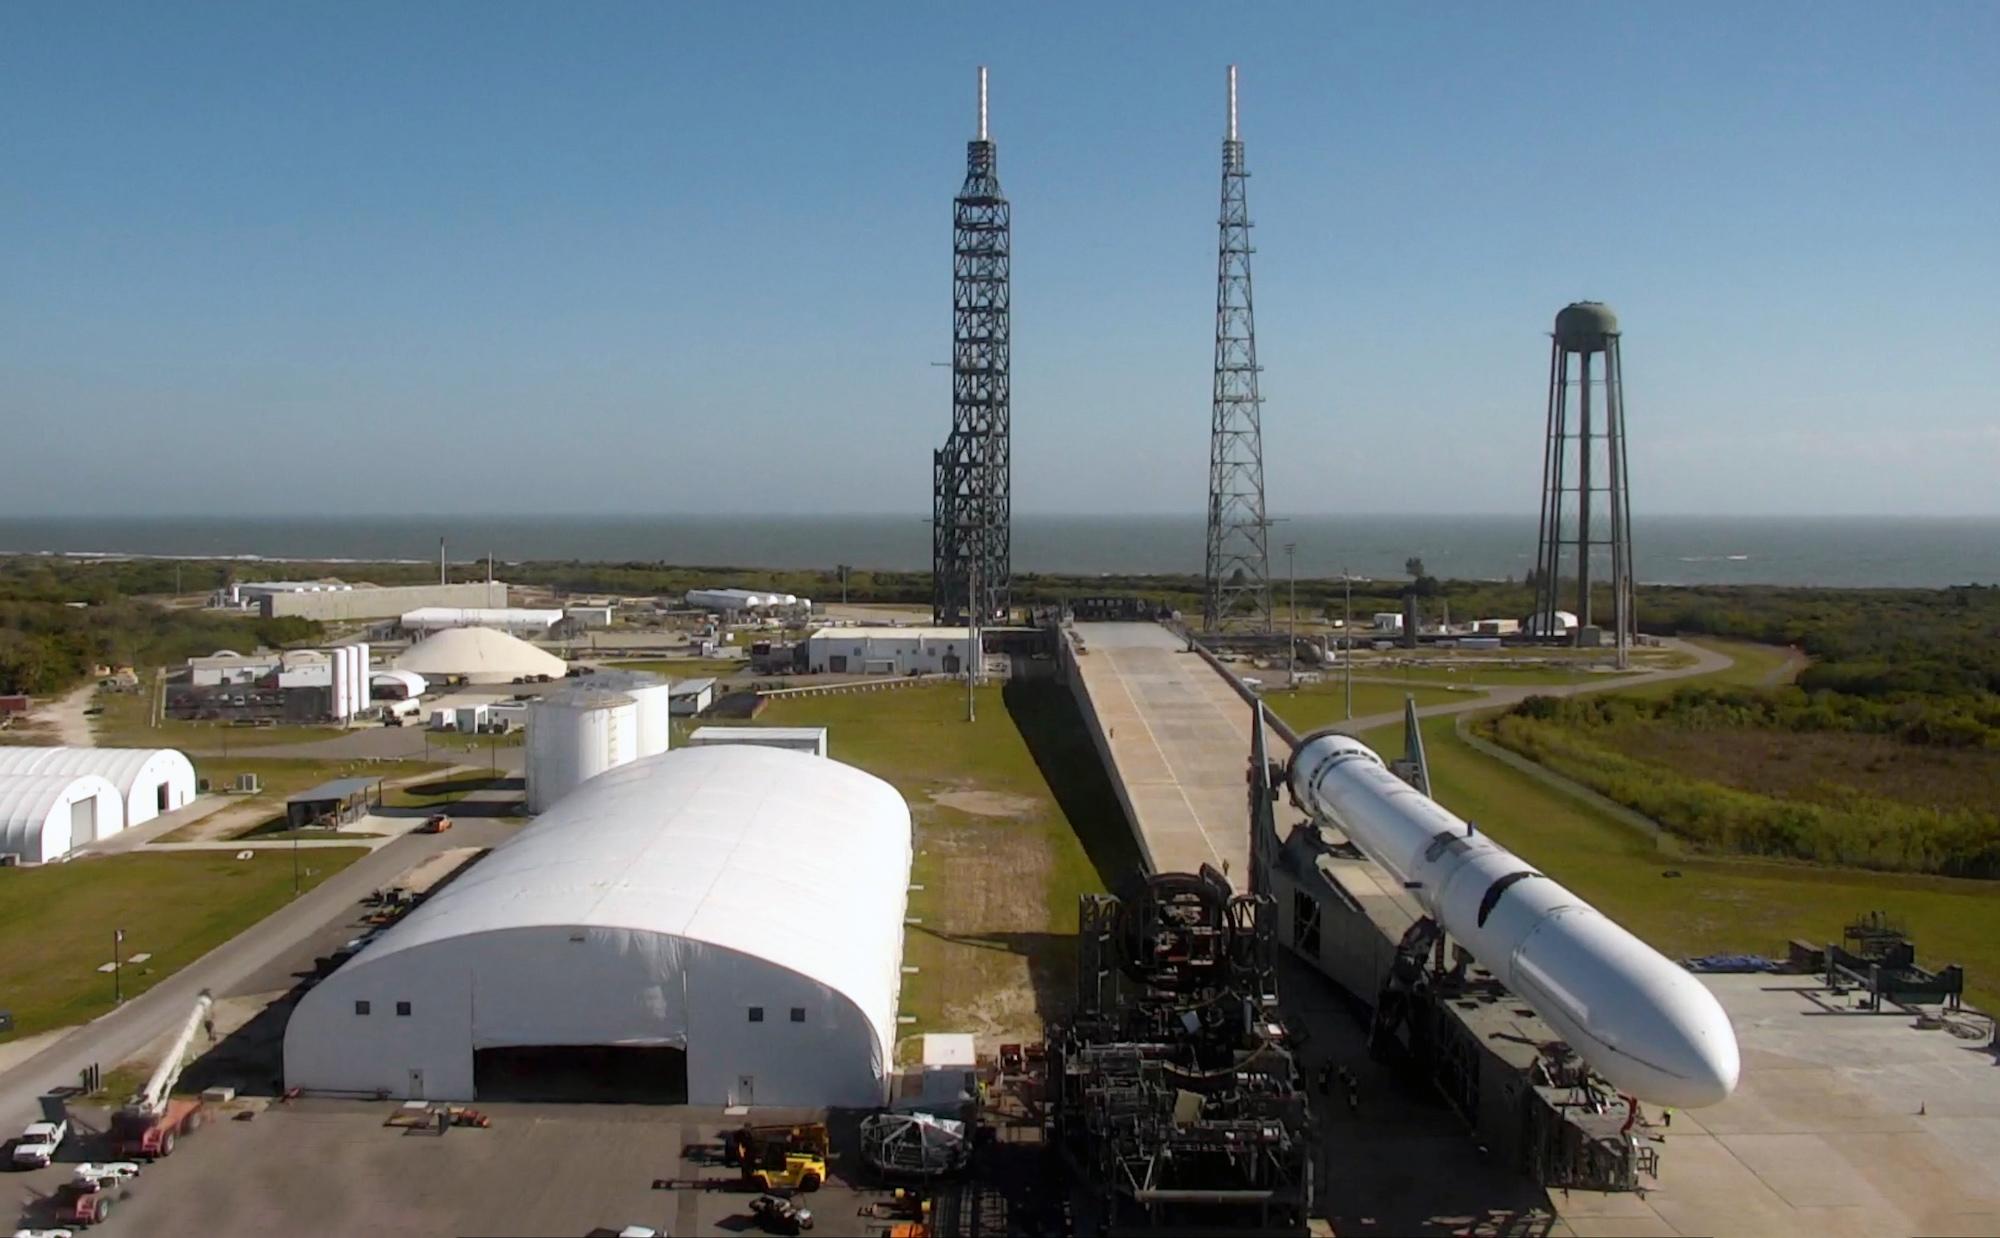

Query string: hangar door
70 795 97 845
473 1045 687 1103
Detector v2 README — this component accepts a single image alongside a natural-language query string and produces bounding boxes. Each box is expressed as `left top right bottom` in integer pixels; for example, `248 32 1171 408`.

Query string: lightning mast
931 66 1012 626
1203 66 1273 631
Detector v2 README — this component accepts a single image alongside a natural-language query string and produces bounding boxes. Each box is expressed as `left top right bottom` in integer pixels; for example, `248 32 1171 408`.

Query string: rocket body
1289 731 1739 1108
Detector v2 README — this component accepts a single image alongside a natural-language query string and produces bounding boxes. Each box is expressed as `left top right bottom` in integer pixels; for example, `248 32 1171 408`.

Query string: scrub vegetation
750 679 1140 1058
0 849 365 1041
1481 589 2000 878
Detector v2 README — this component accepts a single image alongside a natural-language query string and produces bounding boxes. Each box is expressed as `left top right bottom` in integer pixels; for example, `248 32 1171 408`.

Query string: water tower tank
527 689 638 813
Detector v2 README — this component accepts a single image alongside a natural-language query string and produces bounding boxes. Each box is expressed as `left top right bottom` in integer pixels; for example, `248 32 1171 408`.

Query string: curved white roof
0 772 122 862
346 744 912 1056
392 626 566 683
0 746 193 800
369 668 428 696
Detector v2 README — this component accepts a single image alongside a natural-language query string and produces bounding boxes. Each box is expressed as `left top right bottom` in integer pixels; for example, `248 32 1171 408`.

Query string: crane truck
110 991 214 1159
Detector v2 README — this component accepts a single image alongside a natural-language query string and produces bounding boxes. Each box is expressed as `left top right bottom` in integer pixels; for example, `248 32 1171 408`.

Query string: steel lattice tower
1204 66 1273 632
1532 301 1635 667
931 67 1012 627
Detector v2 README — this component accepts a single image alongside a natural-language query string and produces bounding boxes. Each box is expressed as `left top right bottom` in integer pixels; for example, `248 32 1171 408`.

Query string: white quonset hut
0 747 196 828
0 773 124 863
284 745 912 1107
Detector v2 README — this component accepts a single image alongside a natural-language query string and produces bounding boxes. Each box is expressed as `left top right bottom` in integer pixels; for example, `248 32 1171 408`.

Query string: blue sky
2 3 1995 517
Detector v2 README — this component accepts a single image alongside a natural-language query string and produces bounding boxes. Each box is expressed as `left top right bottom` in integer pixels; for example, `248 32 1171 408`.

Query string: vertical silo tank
330 645 350 720
526 688 637 813
597 670 672 757
356 642 372 712
343 645 361 719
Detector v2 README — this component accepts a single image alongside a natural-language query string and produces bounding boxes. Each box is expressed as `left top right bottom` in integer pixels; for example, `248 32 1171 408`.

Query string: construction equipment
53 1166 130 1227
110 990 213 1159
728 1122 828 1193
747 1193 815 1234
858 1111 970 1179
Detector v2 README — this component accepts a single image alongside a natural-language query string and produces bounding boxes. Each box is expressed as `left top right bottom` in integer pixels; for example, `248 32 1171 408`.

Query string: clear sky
3 3 1995 518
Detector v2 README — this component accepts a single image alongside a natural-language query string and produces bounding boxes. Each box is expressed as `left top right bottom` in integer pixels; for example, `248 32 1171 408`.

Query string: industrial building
394 627 565 685
806 626 972 676
525 674 671 813
668 677 715 716
400 607 563 635
687 726 828 758
283 745 912 1107
257 581 506 622
0 746 196 829
0 773 124 864
685 588 807 613
369 669 426 700
176 644 374 724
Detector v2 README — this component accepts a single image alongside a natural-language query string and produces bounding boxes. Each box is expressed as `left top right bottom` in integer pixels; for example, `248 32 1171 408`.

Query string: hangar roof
339 744 912 1049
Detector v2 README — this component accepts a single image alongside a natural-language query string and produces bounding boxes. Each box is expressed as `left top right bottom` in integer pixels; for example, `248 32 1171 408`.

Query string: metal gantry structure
1203 66 1274 633
932 66 1012 627
1531 301 1635 666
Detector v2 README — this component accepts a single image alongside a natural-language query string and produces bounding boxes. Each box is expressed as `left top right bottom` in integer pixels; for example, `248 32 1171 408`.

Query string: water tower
1531 301 1634 666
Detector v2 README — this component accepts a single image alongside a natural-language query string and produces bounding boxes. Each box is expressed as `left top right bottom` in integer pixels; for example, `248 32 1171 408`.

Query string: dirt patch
1604 726 2000 816
929 788 1040 820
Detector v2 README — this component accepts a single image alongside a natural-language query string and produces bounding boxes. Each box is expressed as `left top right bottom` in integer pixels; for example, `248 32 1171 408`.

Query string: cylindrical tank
356 642 372 713
330 646 350 720
596 671 672 757
343 645 360 719
526 689 638 813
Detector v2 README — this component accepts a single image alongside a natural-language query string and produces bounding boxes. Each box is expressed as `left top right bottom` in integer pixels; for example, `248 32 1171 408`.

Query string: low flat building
806 626 972 676
668 678 717 716
686 587 808 613
284 776 383 830
402 607 563 635
261 582 507 622
688 726 828 758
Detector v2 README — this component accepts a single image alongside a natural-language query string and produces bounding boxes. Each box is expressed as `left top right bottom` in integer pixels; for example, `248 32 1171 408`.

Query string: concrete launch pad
1065 621 1273 876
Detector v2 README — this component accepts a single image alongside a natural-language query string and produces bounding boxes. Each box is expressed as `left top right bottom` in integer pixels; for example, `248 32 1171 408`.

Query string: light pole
1343 567 1354 721
112 928 124 1004
292 831 301 896
1283 543 1297 688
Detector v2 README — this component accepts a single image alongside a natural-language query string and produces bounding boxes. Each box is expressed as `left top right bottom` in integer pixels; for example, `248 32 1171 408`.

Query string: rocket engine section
1288 730 1739 1108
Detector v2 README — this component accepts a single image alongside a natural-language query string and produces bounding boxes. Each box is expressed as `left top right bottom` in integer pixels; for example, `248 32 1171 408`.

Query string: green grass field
0 849 367 1041
1607 637 1800 699
1349 664 1641 688
1267 681 1476 732
153 757 444 842
750 681 1138 1056
1371 714 2000 1013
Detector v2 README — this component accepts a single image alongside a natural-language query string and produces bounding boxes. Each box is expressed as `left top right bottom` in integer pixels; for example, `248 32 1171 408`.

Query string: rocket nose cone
1649 991 1742 1109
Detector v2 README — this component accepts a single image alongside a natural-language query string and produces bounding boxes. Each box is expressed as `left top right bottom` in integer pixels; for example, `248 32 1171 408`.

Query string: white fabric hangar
284 744 912 1107
0 746 196 828
0 773 124 863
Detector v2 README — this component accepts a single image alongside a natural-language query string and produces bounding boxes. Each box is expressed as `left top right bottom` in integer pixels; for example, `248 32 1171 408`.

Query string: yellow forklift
728 1122 828 1193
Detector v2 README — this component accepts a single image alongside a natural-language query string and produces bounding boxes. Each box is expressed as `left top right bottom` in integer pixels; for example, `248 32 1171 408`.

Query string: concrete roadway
1070 623 1732 881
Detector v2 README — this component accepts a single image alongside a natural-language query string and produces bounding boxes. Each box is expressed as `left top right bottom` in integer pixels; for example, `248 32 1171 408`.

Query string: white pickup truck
12 1117 68 1168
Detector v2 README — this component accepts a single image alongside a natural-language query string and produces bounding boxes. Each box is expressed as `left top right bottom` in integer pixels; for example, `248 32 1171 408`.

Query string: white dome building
0 746 196 828
0 773 125 863
392 626 566 685
284 745 912 1107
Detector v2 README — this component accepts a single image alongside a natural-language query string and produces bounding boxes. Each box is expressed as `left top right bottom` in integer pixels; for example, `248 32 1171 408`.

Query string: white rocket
1288 730 1740 1108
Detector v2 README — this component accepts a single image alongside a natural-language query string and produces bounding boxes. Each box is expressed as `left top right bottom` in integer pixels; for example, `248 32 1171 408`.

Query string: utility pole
967 543 980 724
292 832 301 896
1284 543 1297 687
1343 567 1354 721
112 928 124 1003
838 564 852 607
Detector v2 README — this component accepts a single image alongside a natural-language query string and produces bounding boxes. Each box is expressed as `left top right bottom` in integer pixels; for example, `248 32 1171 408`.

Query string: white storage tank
596 670 672 758
330 645 351 720
356 642 372 713
526 689 638 813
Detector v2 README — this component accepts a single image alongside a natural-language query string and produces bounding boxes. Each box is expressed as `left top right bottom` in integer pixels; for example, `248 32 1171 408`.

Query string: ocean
0 514 1994 589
